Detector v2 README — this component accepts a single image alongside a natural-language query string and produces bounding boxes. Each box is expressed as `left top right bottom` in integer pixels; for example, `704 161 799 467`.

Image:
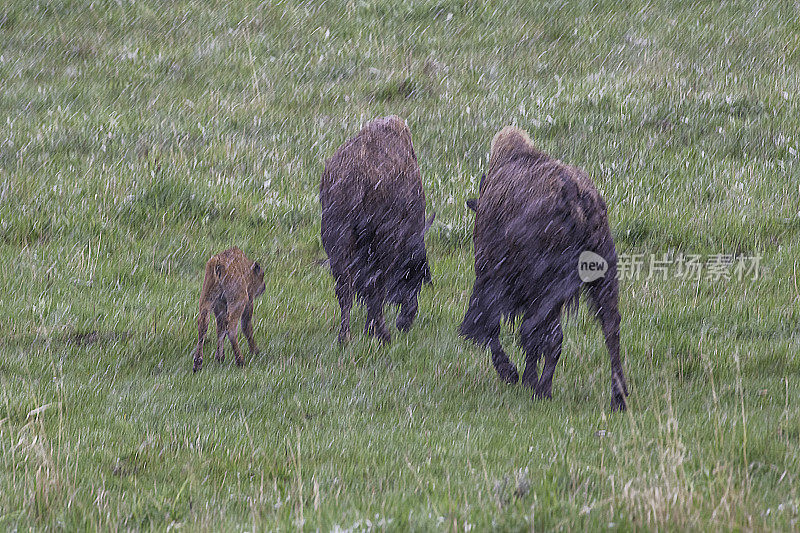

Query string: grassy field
1 0 799 529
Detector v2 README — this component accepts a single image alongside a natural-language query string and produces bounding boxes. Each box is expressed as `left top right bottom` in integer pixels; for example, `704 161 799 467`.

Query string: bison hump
321 116 421 199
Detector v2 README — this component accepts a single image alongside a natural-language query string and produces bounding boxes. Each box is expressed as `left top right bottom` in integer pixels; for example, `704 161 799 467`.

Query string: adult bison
321 115 434 344
460 126 628 410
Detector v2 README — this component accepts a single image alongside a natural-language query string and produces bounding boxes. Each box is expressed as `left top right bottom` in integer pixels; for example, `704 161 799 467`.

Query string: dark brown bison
460 126 628 410
321 115 434 344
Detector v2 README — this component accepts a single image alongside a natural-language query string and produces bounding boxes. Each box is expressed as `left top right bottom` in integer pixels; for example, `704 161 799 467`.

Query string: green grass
1 0 799 529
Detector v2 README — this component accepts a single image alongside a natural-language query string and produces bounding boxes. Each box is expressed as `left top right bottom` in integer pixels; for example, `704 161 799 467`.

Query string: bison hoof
496 363 519 385
610 393 627 412
337 330 351 345
193 359 202 373
235 358 245 368
366 323 391 345
215 352 224 363
533 388 552 401
396 314 415 332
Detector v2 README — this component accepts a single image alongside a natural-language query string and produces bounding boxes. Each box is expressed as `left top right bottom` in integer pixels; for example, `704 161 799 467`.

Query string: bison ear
465 198 478 211
423 212 436 236
252 261 262 275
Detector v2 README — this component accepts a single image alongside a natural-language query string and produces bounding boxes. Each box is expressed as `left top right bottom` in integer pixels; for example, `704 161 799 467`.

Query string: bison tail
459 313 494 346
459 283 502 346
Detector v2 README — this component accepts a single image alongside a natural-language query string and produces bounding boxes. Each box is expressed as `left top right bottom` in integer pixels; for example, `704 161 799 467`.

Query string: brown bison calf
192 247 265 372
321 115 434 344
460 126 629 410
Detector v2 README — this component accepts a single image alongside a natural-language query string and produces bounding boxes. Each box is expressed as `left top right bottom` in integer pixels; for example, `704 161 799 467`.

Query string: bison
192 247 265 372
321 115 434 344
460 126 629 410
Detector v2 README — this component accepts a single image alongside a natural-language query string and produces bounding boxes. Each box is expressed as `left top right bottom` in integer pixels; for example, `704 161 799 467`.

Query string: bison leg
489 336 519 385
193 304 211 372
364 294 390 344
588 276 628 411
460 282 516 383
532 317 563 401
322 211 354 344
519 321 542 388
334 275 353 344
226 306 246 367
242 302 259 356
363 260 392 344
362 264 390 344
214 306 227 363
602 308 628 412
396 293 418 332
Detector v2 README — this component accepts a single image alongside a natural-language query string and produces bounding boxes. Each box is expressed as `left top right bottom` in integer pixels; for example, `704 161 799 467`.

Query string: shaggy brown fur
461 126 628 410
192 247 265 372
320 116 434 344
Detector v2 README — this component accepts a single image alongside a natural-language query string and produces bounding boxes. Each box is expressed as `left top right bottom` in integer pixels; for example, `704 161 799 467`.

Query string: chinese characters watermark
579 252 762 282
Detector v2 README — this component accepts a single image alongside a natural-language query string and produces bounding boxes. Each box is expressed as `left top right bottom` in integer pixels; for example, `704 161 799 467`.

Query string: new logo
578 251 608 283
